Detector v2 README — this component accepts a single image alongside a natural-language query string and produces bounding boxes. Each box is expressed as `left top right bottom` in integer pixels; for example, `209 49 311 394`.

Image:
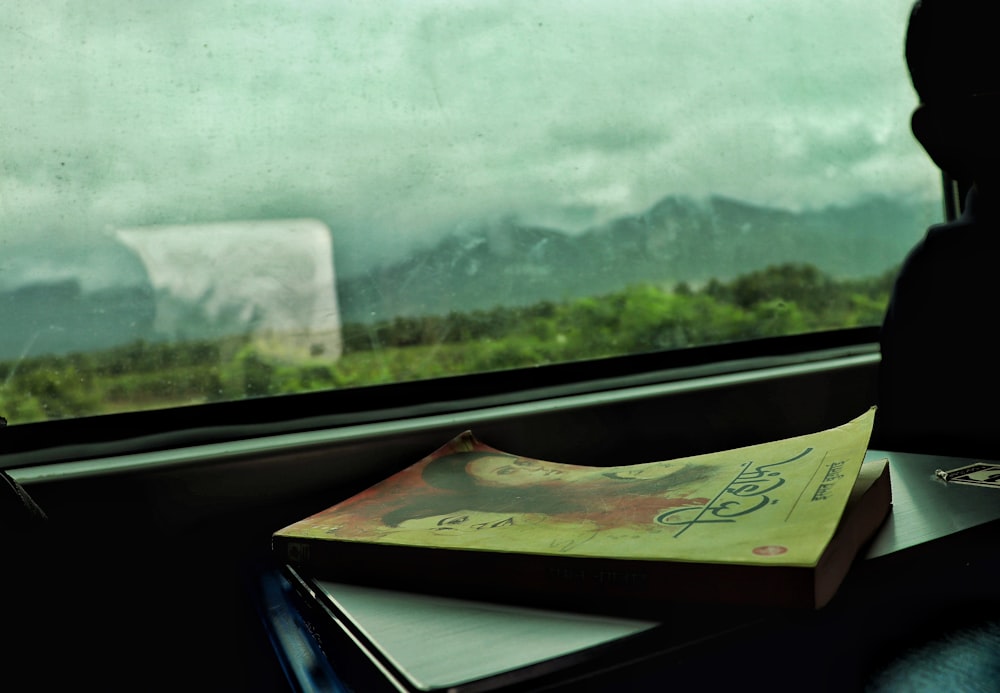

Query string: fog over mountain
337 193 935 323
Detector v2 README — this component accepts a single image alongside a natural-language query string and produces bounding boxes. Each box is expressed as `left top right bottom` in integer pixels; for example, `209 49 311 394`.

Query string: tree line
0 262 897 424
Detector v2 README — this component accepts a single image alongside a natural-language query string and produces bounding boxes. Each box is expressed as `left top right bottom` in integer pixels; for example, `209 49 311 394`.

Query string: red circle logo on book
752 545 788 556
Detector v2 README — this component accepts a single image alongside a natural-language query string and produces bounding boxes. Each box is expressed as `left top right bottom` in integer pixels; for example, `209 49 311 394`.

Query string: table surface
864 449 1000 558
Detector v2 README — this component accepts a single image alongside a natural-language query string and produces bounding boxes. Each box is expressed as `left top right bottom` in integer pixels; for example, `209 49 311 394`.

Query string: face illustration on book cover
382 451 715 544
290 434 714 549
294 432 796 552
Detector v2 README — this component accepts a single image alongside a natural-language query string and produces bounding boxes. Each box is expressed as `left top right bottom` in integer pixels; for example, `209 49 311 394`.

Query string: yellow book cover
274 408 889 610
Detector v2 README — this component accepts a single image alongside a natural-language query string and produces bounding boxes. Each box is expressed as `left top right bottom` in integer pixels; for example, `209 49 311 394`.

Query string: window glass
1 1 939 423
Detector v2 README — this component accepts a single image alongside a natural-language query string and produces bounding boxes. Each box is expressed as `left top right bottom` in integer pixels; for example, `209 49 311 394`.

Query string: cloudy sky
2 0 939 286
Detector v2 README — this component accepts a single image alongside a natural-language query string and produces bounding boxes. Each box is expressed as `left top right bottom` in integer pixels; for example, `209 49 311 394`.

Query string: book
277 566 663 692
275 563 805 693
273 408 890 613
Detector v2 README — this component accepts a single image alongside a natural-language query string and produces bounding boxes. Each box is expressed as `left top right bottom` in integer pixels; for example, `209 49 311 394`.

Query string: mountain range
336 194 936 323
0 194 937 361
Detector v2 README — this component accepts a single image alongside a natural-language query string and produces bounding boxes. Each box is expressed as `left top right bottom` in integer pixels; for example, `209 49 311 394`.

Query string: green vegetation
0 263 896 424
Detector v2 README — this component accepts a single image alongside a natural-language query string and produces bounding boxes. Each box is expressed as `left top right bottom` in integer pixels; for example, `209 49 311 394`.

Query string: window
1 2 939 433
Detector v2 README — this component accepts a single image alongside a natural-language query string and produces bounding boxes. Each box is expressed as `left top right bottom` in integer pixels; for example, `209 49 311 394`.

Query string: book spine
279 566 412 693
